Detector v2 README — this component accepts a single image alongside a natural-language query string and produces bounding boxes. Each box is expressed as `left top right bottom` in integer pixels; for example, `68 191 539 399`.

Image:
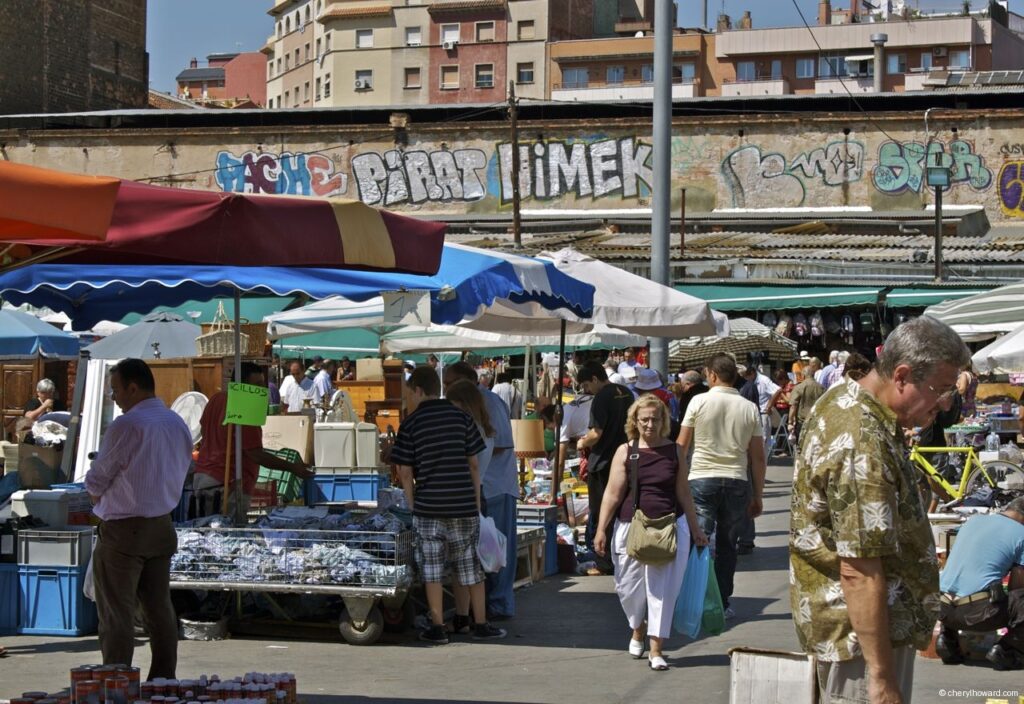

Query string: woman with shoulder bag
594 394 709 671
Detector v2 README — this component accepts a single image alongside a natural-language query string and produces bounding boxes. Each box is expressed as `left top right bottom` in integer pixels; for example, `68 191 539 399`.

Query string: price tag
224 382 268 426
382 289 430 326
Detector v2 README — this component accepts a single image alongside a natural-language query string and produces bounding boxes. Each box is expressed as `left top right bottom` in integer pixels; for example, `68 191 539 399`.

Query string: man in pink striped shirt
86 359 193 679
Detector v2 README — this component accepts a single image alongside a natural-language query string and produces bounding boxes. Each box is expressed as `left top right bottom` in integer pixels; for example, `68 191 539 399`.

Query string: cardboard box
728 648 817 704
262 415 314 464
17 445 65 489
356 358 383 382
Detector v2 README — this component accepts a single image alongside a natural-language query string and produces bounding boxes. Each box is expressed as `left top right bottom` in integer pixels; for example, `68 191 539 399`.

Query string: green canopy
120 296 294 325
883 286 993 309
676 284 882 312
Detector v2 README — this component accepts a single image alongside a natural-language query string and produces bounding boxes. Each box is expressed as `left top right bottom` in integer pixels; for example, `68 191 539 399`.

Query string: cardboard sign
224 383 268 426
382 289 430 326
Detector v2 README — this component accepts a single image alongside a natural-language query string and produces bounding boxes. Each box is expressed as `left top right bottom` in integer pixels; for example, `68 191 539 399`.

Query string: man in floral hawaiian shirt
790 316 970 704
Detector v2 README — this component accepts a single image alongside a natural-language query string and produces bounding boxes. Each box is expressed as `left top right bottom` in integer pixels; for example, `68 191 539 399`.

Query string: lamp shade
512 419 546 458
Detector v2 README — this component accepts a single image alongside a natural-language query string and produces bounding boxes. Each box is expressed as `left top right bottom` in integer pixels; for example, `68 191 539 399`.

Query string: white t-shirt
682 386 762 481
559 395 593 443
279 375 313 413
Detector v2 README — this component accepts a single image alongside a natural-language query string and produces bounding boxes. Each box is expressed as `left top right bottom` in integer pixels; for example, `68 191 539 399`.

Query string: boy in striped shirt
392 366 507 644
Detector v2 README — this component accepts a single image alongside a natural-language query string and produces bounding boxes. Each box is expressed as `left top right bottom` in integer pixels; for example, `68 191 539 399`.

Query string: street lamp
926 163 951 282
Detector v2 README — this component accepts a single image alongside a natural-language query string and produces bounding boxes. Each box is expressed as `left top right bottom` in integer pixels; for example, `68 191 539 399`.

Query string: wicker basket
195 302 252 357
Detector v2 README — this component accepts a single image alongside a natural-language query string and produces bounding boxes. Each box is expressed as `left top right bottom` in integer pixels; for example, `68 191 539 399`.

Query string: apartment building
176 53 267 107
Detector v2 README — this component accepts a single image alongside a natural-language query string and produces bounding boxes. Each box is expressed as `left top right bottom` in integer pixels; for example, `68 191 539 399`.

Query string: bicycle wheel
964 460 1024 495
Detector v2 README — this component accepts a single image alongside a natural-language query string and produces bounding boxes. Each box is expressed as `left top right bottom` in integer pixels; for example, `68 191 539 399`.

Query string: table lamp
512 419 547 492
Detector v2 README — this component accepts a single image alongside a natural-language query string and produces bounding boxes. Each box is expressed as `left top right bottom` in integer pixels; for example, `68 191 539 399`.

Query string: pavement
2 460 1023 704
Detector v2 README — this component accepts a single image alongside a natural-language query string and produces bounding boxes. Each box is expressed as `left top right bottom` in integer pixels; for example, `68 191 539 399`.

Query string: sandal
0 646 7 658
648 655 669 671
628 638 645 658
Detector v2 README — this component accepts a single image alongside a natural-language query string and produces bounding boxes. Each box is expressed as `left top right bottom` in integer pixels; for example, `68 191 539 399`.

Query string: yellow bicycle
909 444 1024 505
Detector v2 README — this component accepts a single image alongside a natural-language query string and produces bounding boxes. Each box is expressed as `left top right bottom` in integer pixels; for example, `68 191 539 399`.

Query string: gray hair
837 351 850 364
1006 496 1024 516
878 316 970 383
680 370 703 385
829 350 840 363
36 378 55 395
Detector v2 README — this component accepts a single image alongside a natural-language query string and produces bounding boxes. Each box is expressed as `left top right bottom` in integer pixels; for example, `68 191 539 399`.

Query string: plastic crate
517 504 558 578
0 563 18 634
18 527 95 567
258 449 304 503
18 564 97 636
306 469 389 504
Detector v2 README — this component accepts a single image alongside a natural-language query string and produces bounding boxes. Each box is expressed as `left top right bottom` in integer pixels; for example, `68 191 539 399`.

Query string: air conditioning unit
442 40 456 50
933 46 948 57
354 79 368 89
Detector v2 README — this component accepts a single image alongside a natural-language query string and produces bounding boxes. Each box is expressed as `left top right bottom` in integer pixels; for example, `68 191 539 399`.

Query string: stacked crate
17 527 97 635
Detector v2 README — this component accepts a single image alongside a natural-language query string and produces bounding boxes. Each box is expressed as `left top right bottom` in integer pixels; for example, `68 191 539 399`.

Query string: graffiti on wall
495 138 653 204
721 141 865 208
215 150 347 196
351 148 488 206
998 161 1024 218
871 139 992 194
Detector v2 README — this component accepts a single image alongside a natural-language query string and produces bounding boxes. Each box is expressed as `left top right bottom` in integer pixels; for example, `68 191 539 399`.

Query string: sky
146 0 992 94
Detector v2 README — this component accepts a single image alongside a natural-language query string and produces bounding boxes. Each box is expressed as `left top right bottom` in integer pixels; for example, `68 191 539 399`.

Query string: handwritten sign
382 289 430 326
224 383 268 426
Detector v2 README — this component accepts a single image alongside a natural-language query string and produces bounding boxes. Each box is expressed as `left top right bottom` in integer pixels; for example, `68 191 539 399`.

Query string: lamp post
926 163 951 283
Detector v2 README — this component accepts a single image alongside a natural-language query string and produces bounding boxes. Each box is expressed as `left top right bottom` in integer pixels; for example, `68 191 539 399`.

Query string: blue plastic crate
517 504 559 578
18 563 97 636
305 471 389 504
0 563 18 634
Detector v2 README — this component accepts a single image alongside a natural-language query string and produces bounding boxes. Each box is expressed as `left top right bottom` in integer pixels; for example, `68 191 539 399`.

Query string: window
819 53 847 78
305 42 311 61
293 88 299 106
518 20 535 40
315 77 321 99
949 48 970 68
276 58 282 73
475 63 494 88
641 64 653 83
476 21 495 42
304 81 310 101
268 63 274 79
405 67 421 88
674 62 696 82
847 58 873 77
736 61 755 81
606 65 625 84
770 59 782 80
441 65 459 89
919 52 933 71
316 38 322 56
324 74 331 97
294 48 300 65
356 29 373 49
441 24 459 44
562 67 588 89
406 27 422 46
517 61 534 84
886 52 907 75
284 55 290 70
286 16 291 33
326 32 332 50
355 69 373 89
277 21 282 38
796 57 815 78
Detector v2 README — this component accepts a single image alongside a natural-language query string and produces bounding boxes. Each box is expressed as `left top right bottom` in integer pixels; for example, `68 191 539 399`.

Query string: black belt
940 590 989 606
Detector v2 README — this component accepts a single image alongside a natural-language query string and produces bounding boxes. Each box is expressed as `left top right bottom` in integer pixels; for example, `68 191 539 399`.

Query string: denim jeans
585 466 613 573
689 477 751 608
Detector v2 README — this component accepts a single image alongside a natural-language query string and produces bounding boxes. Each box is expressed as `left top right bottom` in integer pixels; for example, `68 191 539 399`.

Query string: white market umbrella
381 322 648 354
971 322 1024 374
85 312 201 360
926 281 1024 338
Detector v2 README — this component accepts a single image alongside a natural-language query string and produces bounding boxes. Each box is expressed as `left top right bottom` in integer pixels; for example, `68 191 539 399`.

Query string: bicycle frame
909 446 993 500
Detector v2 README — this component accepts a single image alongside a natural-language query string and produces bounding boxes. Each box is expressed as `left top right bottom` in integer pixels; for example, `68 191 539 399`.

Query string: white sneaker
724 606 736 620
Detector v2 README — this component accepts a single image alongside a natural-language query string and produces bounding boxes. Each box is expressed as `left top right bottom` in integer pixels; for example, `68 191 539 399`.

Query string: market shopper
23 378 64 422
737 364 778 553
576 362 635 575
936 496 1024 670
85 359 194 678
594 395 707 671
677 354 763 618
279 360 313 412
192 363 313 517
491 371 523 419
786 357 824 448
444 361 519 620
391 366 506 643
790 316 970 703
312 359 336 405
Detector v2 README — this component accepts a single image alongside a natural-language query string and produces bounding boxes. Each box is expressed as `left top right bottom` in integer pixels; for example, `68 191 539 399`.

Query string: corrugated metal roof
320 5 392 18
175 68 224 82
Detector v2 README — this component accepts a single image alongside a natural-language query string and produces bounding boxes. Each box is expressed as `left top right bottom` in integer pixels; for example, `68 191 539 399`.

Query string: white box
314 422 357 468
729 648 817 704
263 415 314 464
979 450 1000 463
355 422 379 467
11 490 77 529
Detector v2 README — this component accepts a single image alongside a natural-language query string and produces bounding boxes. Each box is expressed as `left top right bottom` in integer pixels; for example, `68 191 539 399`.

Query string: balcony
552 78 696 102
614 17 653 34
815 75 873 94
721 77 790 96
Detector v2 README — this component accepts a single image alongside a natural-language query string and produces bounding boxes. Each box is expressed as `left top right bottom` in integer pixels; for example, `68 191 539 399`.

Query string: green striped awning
884 286 994 309
675 285 882 312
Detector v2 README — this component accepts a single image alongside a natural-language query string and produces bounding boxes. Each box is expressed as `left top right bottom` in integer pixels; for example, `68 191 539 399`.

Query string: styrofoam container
355 422 379 467
314 422 357 468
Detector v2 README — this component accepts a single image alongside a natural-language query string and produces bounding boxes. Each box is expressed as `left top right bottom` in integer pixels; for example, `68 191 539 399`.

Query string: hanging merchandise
859 311 876 334
762 311 778 329
824 313 842 336
841 313 856 344
775 313 793 338
792 312 809 341
809 311 824 338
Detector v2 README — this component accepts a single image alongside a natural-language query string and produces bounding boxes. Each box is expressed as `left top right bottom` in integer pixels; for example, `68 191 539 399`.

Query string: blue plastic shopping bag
673 544 710 638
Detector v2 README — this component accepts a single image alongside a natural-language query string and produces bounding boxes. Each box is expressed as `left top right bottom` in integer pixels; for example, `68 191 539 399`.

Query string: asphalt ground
2 459 1022 703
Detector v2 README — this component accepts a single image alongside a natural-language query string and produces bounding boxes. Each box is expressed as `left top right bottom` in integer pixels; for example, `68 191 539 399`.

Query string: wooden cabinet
1 359 70 442
148 357 250 408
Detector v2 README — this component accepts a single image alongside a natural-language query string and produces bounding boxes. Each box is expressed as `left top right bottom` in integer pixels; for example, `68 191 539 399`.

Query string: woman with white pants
595 394 709 671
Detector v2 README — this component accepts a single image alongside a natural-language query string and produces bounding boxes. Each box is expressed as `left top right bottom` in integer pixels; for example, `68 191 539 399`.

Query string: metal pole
551 320 567 504
509 80 522 249
233 290 244 524
934 186 944 282
649 0 673 377
522 344 532 420
679 187 687 260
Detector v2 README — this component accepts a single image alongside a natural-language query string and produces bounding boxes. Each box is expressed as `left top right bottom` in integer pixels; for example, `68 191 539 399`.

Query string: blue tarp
0 309 80 359
0 246 594 331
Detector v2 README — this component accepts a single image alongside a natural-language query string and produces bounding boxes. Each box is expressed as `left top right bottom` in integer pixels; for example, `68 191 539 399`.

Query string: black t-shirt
24 398 65 414
588 383 634 474
389 398 486 518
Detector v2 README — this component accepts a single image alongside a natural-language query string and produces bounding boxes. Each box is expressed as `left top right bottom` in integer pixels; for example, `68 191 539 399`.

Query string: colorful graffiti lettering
871 139 992 194
721 141 864 208
351 148 487 206
496 138 653 204
998 161 1024 218
215 150 346 196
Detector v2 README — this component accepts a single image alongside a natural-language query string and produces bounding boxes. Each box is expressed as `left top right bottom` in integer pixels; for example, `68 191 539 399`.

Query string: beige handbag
625 439 678 566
